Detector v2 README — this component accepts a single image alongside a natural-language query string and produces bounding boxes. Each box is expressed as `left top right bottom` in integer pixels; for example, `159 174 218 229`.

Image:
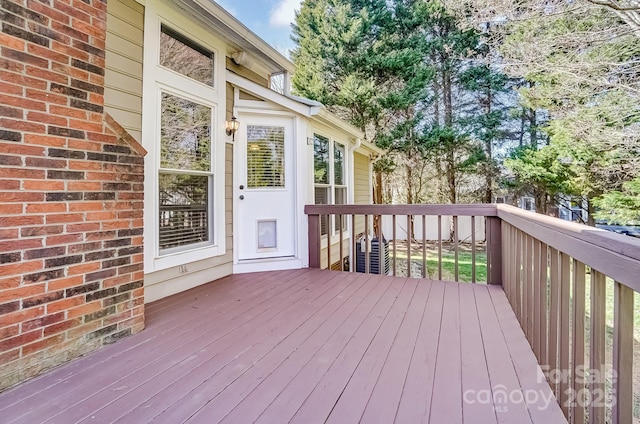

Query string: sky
213 0 301 56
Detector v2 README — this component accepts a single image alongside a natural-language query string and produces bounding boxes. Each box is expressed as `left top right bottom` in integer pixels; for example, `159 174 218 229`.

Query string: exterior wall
353 151 370 236
104 0 143 142
0 0 145 390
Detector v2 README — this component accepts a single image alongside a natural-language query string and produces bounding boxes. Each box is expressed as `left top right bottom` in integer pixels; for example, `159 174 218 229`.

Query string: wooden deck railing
305 204 501 283
305 203 640 424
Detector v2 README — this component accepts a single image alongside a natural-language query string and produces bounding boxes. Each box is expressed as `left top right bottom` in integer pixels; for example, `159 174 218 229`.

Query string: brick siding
0 0 145 390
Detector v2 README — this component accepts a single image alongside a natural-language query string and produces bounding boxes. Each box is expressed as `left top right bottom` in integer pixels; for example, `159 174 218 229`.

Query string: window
153 23 221 258
143 5 225 271
313 133 347 236
159 94 213 252
160 25 214 86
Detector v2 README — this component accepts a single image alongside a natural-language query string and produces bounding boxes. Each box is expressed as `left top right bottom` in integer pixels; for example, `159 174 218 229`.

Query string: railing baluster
523 233 530 341
528 236 535 344
532 238 541 361
559 252 571 416
392 214 397 277
502 222 510 299
539 242 549 368
422 215 426 279
571 259 586 424
590 270 606 424
471 216 476 283
612 280 634 424
509 225 516 310
515 229 523 323
437 215 442 280
338 214 343 271
548 248 560 394
407 214 412 278
327 214 331 271
308 213 321 269
350 214 356 272
453 215 459 282
364 214 370 274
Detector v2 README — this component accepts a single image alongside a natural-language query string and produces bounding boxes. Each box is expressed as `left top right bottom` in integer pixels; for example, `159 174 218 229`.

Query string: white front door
236 115 296 261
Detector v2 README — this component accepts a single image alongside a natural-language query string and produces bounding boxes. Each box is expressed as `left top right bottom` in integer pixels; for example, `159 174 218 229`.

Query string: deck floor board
0 269 566 424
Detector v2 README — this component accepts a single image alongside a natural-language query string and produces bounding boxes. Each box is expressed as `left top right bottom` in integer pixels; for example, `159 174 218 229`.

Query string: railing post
486 216 502 285
308 213 321 268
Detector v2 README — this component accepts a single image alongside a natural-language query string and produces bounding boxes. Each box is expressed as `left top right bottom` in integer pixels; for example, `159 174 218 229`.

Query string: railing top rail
497 204 640 292
304 203 498 216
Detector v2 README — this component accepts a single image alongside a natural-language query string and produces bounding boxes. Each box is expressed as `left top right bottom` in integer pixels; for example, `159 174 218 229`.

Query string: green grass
393 248 487 283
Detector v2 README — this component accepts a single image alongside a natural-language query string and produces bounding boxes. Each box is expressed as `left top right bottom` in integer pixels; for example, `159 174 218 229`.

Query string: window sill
152 243 225 272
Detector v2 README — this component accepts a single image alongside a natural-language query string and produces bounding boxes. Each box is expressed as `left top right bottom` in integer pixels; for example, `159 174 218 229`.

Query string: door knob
239 185 244 190
239 195 244 200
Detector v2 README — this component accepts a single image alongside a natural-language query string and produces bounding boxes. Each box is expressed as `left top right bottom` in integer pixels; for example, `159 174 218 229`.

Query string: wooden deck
0 269 565 423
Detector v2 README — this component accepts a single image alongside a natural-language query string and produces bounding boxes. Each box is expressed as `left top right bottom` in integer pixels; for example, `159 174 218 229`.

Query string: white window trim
313 132 350 248
142 0 226 273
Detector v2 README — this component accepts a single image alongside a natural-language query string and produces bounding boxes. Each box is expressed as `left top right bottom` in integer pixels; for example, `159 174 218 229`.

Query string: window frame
312 132 349 239
142 2 227 273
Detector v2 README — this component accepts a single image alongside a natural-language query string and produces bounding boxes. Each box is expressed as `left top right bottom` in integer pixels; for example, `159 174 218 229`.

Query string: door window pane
159 173 210 251
160 93 211 172
160 25 214 86
247 125 285 188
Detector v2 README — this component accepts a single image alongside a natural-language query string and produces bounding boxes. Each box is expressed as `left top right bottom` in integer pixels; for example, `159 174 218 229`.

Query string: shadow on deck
0 269 565 423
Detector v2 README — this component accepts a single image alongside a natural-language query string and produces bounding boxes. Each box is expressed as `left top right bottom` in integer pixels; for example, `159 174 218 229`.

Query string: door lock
239 185 244 190
239 195 244 200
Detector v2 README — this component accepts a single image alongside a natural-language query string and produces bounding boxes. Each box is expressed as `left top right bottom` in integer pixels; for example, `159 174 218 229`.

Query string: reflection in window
160 25 214 86
246 126 285 188
314 134 329 184
159 174 210 251
334 142 344 185
160 93 211 172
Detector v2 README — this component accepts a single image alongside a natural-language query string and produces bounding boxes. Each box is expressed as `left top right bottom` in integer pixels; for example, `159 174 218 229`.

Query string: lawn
390 241 487 283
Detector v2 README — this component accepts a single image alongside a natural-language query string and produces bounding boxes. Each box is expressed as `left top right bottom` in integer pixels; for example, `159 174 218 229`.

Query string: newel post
308 213 321 268
486 216 502 285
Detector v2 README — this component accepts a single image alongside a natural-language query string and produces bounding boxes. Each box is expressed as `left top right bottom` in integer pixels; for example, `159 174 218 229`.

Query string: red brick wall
0 0 145 390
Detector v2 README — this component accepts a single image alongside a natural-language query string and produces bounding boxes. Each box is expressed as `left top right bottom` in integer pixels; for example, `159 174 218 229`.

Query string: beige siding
226 57 269 87
104 0 143 142
226 82 234 118
353 152 370 237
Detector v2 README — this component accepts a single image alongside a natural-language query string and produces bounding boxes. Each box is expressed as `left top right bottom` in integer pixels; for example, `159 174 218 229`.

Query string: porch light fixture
225 116 239 141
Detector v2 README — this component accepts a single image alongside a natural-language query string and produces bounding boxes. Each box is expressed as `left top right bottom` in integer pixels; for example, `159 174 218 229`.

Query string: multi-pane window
313 133 347 236
157 27 216 254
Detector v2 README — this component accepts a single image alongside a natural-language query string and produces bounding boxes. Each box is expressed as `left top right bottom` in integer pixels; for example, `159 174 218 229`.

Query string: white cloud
269 0 301 28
